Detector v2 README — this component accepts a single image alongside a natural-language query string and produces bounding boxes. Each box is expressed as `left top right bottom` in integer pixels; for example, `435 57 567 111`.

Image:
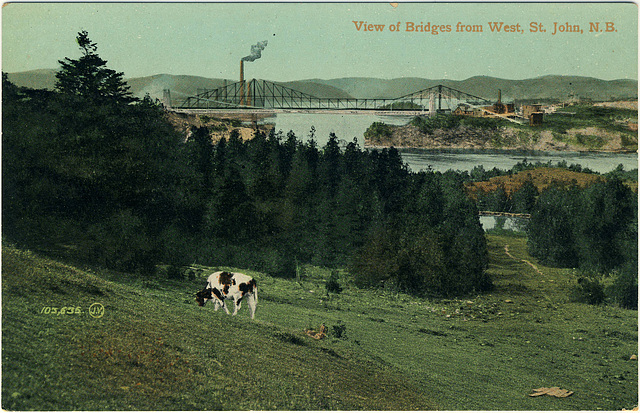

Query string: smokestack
247 79 252 107
239 40 268 106
497 89 502 104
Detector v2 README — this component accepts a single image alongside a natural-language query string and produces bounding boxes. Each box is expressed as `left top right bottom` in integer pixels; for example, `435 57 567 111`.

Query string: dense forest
2 32 490 298
2 32 637 305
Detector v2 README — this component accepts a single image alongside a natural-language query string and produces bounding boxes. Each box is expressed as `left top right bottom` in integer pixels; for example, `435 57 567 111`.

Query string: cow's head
195 288 213 306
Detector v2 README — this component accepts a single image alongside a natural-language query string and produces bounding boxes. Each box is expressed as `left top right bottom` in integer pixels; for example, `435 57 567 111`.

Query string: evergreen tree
206 163 262 242
55 31 134 103
527 186 582 268
577 178 635 272
528 179 637 274
188 126 216 198
477 183 511 212
511 179 539 213
319 133 342 197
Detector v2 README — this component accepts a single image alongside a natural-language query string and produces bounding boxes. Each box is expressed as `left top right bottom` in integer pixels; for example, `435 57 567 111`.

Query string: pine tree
55 31 134 103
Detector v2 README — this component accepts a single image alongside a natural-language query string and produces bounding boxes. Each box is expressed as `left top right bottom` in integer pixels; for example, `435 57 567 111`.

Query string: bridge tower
162 89 172 108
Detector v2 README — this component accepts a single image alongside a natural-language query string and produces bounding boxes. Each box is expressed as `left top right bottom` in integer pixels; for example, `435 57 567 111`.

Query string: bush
364 122 393 142
258 249 297 278
349 229 400 289
325 271 343 294
609 264 638 309
570 272 606 305
331 321 347 339
411 115 460 134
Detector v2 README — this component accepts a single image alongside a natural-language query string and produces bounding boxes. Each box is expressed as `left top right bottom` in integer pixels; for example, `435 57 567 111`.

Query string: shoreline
364 144 638 155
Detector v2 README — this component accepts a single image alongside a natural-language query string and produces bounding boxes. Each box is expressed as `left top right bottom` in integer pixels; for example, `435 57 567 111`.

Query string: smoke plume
242 40 268 62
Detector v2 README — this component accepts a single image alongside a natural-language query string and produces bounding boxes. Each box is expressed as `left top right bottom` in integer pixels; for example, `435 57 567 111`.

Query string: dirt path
504 244 544 276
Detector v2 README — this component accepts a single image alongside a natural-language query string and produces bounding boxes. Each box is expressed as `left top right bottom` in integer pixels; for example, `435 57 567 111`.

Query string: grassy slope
2 235 638 410
465 167 605 198
1 246 430 411
466 166 638 200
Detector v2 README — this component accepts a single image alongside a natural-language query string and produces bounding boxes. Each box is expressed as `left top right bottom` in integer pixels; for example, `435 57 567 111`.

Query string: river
262 113 638 174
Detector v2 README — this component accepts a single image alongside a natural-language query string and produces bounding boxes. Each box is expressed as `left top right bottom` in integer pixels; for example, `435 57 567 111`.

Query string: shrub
364 122 393 142
325 271 343 294
331 322 347 339
570 272 606 305
609 264 638 309
259 249 297 278
166 265 182 280
349 229 400 289
411 115 460 134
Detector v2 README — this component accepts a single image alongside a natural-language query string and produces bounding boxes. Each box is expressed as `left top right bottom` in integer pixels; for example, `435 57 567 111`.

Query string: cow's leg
247 293 256 319
211 288 231 315
213 299 221 312
221 299 231 315
233 296 243 316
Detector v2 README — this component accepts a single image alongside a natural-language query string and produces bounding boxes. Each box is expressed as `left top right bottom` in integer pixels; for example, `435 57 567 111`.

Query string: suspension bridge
164 79 496 116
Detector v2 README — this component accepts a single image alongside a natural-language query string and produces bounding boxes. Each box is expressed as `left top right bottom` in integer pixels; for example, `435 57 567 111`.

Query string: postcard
2 2 638 411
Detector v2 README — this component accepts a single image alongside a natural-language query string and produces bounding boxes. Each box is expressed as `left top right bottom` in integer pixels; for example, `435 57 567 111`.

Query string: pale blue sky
2 2 637 81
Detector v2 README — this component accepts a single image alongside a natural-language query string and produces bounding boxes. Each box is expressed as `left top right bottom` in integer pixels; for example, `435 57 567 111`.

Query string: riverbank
365 123 638 153
165 110 274 143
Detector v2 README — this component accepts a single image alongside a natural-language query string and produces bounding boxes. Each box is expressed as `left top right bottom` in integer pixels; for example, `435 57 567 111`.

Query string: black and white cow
195 271 258 319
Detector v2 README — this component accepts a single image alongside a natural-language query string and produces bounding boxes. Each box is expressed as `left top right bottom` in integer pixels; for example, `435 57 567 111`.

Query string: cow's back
207 271 254 289
230 272 253 286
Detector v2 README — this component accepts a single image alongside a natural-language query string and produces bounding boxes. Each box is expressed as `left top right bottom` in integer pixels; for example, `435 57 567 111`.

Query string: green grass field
2 235 637 410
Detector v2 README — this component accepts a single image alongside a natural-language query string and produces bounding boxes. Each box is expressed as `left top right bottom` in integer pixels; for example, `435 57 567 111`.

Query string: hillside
277 80 353 99
126 74 229 101
1 244 430 410
366 103 638 153
367 122 638 153
6 71 352 101
5 69 58 90
2 238 638 410
7 70 637 103
465 167 605 199
310 75 638 101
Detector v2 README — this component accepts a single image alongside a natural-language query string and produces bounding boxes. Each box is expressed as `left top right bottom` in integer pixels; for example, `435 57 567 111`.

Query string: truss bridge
166 79 493 115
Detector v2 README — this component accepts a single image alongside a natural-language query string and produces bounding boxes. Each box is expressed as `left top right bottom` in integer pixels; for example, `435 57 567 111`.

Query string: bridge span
165 79 493 115
169 108 428 117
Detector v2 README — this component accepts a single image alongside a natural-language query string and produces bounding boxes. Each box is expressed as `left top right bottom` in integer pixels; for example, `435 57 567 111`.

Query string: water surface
263 113 638 173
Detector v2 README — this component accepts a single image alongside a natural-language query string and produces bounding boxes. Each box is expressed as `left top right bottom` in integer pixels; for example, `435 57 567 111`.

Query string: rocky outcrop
365 124 637 153
164 111 273 143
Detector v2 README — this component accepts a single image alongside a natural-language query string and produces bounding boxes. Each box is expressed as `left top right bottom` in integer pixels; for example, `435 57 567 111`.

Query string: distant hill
276 80 353 99
6 70 637 103
7 70 353 102
6 69 58 91
311 75 638 102
125 74 230 101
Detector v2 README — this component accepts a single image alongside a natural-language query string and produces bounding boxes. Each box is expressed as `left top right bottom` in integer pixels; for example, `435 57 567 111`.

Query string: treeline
527 179 637 308
465 158 600 182
463 159 637 216
462 159 638 309
2 32 490 298
411 114 506 134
